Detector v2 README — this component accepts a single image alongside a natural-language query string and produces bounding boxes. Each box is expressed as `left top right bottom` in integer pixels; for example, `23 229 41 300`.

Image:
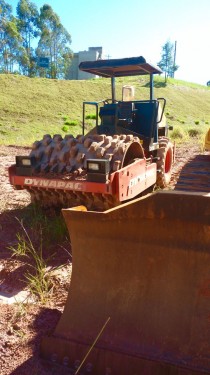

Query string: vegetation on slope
0 74 209 146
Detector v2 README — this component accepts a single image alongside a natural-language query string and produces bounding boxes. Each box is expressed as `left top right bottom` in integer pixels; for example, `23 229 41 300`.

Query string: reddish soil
0 141 202 374
0 146 71 374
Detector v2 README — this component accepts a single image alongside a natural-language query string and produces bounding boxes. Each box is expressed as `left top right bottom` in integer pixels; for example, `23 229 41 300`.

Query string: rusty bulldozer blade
41 190 210 374
205 128 210 151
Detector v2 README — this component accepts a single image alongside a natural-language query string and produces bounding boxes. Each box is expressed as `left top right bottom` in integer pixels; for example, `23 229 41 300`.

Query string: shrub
62 125 69 132
170 126 185 140
177 119 185 124
65 120 78 126
205 121 209 125
85 114 97 120
188 128 201 137
194 120 200 125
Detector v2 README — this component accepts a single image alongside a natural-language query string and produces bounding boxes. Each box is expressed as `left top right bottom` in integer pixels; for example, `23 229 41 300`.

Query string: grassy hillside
0 74 210 146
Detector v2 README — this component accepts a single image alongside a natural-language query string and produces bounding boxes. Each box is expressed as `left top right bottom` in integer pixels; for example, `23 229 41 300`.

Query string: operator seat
118 101 134 127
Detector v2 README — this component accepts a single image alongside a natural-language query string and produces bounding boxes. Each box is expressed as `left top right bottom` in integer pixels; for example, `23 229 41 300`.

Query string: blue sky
7 0 210 85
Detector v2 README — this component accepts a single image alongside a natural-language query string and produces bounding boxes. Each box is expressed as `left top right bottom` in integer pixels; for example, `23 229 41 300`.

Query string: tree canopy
157 40 179 82
0 0 72 78
37 4 72 79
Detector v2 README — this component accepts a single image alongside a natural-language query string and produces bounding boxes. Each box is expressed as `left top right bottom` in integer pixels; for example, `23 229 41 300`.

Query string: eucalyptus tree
0 0 22 73
157 40 179 82
0 0 12 71
16 0 39 76
37 4 72 79
3 18 23 73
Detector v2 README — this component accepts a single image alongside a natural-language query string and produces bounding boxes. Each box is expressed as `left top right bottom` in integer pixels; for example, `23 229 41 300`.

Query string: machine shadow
0 203 71 256
9 307 69 375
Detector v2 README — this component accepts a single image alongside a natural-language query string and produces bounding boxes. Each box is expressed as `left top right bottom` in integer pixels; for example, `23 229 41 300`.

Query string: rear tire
156 138 173 188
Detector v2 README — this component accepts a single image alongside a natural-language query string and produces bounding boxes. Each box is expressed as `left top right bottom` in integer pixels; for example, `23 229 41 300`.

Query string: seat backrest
98 103 118 135
133 101 158 142
99 104 118 125
118 101 133 120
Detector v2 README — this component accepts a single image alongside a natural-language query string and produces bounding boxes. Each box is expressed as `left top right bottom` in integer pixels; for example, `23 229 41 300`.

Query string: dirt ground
0 141 202 374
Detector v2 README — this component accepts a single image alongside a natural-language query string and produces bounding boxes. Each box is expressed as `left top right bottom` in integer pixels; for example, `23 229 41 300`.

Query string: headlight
87 159 110 183
22 159 32 166
15 156 35 176
16 156 35 167
87 159 110 174
88 162 100 171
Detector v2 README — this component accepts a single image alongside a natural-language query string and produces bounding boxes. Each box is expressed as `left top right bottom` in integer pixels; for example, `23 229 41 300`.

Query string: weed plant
64 120 78 126
62 125 69 132
187 128 201 137
9 218 58 304
170 126 185 140
85 114 97 120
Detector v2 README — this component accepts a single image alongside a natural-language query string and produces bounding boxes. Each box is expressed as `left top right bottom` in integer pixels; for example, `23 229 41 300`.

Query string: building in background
67 47 103 80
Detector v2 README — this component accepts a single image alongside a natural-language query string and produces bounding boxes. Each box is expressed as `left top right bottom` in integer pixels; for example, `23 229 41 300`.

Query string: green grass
0 74 210 146
8 213 69 304
8 218 53 303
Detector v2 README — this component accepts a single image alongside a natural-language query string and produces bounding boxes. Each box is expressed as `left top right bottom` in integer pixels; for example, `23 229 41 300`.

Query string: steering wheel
103 99 118 105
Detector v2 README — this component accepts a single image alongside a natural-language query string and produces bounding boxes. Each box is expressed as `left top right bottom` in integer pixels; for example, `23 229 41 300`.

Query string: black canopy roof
79 56 162 78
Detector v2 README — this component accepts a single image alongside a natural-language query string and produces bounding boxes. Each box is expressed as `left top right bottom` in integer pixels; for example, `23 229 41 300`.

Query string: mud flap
41 191 210 374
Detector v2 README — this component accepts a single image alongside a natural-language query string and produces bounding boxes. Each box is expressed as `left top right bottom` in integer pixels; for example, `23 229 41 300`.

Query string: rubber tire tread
156 138 173 188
